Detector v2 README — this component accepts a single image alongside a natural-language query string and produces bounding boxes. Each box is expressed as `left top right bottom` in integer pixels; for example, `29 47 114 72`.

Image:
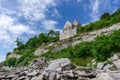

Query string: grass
0 69 9 73
71 57 93 67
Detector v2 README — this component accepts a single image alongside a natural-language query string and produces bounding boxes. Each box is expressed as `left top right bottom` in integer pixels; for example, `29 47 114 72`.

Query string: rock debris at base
0 57 120 80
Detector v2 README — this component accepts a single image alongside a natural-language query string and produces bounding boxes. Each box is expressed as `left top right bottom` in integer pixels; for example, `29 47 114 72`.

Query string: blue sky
0 0 120 62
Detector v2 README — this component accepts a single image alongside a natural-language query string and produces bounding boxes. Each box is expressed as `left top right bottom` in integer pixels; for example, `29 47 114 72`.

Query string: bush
3 58 17 67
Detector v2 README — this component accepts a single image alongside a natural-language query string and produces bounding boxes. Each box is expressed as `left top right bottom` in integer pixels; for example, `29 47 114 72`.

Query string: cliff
34 22 120 56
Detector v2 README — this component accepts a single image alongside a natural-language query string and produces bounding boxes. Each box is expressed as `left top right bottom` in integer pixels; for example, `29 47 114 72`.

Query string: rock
18 71 27 77
17 76 26 80
42 58 76 80
97 62 105 69
63 70 74 78
29 57 48 70
47 58 75 71
109 71 120 80
27 71 38 77
0 75 5 79
37 74 44 80
56 67 62 72
56 73 61 80
76 70 87 76
6 74 14 79
77 77 90 80
49 72 56 80
103 64 113 72
109 54 119 61
91 69 104 76
31 77 38 80
113 60 120 69
42 70 49 78
92 73 114 80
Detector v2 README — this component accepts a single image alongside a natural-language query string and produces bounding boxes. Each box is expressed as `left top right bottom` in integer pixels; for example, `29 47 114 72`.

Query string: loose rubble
0 54 120 80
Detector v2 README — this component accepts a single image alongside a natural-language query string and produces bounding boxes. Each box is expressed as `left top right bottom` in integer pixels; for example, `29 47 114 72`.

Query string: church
60 20 81 40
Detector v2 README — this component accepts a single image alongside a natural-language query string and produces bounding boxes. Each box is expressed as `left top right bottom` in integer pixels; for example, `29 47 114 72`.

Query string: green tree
100 12 110 20
15 38 23 47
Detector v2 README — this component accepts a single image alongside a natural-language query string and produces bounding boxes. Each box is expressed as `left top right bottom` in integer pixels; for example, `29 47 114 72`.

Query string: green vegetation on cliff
3 8 120 67
78 9 120 33
3 30 59 66
43 29 120 66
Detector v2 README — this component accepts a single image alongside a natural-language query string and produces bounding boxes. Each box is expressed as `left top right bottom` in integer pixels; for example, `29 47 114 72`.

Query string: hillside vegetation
3 30 59 66
2 8 120 67
78 9 120 33
43 29 120 66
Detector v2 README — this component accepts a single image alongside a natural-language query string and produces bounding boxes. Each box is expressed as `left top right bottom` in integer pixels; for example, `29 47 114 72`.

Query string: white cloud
42 20 59 31
18 0 57 21
18 0 61 31
0 14 35 50
51 9 61 18
0 54 6 62
89 0 100 21
89 0 119 22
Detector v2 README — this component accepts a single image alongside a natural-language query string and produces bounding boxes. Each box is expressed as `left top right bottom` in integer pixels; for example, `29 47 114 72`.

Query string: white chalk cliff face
60 20 81 40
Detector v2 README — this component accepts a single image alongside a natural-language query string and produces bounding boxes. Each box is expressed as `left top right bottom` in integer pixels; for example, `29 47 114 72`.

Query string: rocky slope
0 53 120 80
6 22 120 59
29 22 120 56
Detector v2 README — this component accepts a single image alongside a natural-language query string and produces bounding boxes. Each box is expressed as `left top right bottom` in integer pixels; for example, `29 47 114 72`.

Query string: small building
60 20 81 40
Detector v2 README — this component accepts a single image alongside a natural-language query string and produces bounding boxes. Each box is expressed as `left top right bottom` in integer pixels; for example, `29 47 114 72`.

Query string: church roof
64 21 72 29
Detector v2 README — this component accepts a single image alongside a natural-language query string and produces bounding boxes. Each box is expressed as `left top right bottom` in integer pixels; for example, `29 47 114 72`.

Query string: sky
0 0 120 62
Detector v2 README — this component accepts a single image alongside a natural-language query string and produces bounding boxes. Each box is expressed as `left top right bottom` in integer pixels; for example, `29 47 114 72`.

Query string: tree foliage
100 12 110 20
4 30 60 67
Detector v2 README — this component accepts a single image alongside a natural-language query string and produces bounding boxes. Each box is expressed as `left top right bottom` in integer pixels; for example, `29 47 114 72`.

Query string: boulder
37 74 44 80
113 60 120 69
97 62 104 69
63 70 74 78
76 70 87 76
47 58 75 71
92 73 114 80
109 54 119 61
49 72 56 80
103 64 113 72
109 71 120 80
